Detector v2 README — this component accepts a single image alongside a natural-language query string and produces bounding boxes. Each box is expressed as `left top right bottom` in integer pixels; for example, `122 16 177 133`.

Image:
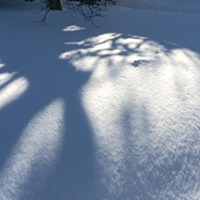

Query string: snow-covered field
120 0 200 13
1 1 200 199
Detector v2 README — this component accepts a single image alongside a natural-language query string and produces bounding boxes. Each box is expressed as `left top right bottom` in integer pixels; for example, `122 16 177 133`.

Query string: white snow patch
63 25 86 32
66 34 200 198
0 72 16 87
0 99 65 200
0 63 5 68
0 77 29 110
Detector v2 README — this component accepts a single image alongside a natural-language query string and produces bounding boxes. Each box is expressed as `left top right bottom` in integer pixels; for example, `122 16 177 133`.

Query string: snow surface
1 1 200 200
120 0 200 13
0 0 25 6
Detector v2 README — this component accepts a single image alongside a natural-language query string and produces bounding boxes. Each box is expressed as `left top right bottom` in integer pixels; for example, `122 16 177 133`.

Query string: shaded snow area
1 2 200 200
120 0 200 13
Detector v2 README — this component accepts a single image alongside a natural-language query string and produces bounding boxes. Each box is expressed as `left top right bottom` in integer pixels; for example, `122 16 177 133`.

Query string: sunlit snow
0 99 65 200
75 36 200 199
63 25 86 32
1 1 200 199
0 77 29 110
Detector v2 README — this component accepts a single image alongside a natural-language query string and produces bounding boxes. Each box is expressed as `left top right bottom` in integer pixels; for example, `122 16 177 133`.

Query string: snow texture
1 1 200 200
120 0 200 13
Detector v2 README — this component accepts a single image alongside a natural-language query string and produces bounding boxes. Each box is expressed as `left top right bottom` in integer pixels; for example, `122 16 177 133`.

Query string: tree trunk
47 0 62 10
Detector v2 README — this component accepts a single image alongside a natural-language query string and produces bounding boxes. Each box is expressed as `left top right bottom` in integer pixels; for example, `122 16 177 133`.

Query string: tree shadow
1 5 200 200
0 8 100 200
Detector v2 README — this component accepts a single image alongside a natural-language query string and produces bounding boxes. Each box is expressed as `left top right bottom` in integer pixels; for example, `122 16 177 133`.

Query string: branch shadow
1 5 200 200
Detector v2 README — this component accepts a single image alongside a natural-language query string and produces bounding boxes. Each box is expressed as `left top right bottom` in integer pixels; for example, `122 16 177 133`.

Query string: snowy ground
1 1 200 200
120 0 200 13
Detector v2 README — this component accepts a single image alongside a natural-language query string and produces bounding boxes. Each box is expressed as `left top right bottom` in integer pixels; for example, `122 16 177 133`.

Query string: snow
0 0 26 6
1 1 200 199
120 0 200 13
